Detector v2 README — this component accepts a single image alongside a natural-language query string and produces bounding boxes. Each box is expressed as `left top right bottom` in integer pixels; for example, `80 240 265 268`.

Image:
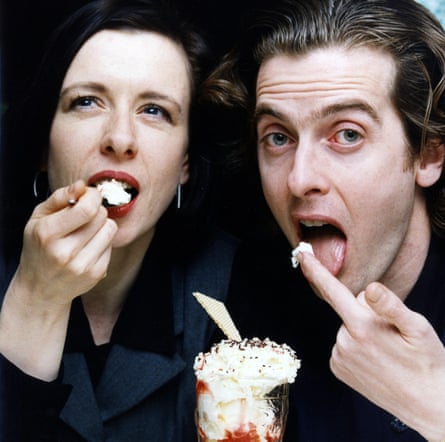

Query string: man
205 0 445 440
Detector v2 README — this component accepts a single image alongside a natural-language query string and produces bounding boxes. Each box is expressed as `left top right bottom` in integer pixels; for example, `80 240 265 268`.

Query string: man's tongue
304 226 346 275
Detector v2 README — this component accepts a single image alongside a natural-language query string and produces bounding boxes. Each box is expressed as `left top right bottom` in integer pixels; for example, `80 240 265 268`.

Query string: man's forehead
255 46 396 114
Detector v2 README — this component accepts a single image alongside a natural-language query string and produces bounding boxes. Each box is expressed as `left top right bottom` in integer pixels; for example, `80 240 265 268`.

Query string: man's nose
287 142 329 197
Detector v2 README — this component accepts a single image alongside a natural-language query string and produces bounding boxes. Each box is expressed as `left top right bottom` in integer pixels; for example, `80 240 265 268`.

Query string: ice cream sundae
194 337 300 442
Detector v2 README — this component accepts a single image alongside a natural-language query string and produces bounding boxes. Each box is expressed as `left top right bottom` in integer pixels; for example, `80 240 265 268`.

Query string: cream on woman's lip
88 170 140 218
96 179 132 206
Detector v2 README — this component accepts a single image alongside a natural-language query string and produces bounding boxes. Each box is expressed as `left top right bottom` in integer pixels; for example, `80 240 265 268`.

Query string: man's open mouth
299 220 346 275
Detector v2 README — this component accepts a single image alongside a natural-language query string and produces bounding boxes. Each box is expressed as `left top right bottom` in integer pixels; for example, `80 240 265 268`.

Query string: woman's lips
88 170 139 190
105 198 137 219
87 170 140 219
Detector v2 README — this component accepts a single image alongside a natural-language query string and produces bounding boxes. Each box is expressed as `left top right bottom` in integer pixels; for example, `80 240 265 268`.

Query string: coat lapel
60 347 185 440
96 344 185 420
60 353 104 441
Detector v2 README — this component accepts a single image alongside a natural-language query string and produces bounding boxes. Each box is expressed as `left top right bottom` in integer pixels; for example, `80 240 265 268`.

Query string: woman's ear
179 153 190 185
416 137 445 187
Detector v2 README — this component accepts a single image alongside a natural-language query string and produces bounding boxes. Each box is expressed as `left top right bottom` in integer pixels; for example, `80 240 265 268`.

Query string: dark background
0 0 272 240
0 0 267 112
3 0 442 119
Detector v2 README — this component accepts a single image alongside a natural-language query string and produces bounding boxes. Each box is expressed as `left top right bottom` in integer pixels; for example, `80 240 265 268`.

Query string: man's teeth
300 220 326 227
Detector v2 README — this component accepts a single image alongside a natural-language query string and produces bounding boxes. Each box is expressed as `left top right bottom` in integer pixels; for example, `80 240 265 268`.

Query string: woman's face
48 29 191 247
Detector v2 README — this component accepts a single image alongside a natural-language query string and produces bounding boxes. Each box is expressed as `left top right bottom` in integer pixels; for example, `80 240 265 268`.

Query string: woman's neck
81 229 154 345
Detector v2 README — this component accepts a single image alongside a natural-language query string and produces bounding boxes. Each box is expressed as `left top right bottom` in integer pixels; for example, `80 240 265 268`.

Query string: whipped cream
96 179 131 206
194 337 300 441
290 241 314 268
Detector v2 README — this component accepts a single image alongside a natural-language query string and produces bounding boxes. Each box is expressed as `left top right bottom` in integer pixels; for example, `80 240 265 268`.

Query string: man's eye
336 129 360 143
266 132 288 146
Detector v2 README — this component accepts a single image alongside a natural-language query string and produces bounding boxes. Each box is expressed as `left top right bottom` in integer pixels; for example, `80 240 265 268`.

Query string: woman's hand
298 251 445 442
19 180 117 302
0 180 118 380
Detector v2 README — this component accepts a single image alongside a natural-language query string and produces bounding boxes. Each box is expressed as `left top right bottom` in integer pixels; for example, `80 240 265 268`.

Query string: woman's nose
100 111 138 159
287 144 329 197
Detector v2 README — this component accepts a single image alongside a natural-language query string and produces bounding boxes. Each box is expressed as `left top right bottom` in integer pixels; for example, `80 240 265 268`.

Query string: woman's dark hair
204 0 445 238
2 0 215 258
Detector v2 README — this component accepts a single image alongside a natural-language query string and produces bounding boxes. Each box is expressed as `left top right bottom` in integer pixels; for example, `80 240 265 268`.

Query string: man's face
255 46 430 295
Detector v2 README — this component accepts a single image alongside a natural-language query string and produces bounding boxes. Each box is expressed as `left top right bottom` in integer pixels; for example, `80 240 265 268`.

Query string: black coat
221 232 445 442
0 230 238 442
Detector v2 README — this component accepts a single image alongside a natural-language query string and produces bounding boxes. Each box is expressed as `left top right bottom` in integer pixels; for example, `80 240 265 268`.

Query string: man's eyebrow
254 106 287 124
320 101 380 123
254 100 380 125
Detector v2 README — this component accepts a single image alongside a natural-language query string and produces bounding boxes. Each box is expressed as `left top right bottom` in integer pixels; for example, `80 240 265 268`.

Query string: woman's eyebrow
59 83 184 115
139 91 183 115
59 82 106 99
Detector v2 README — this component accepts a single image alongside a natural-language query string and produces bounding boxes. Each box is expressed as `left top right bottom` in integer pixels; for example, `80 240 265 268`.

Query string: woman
0 0 237 440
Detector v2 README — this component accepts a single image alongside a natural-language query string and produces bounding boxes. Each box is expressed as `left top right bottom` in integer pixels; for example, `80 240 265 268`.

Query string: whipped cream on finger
291 241 314 268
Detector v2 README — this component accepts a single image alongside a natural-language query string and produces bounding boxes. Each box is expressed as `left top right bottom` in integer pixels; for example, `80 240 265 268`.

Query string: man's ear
415 137 445 187
179 153 189 185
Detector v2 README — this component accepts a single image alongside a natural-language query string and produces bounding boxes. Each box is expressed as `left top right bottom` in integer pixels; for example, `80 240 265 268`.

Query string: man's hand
298 251 445 442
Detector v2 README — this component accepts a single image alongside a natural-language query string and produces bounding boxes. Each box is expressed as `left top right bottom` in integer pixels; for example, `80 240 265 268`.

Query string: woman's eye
266 132 289 147
142 104 171 122
335 128 361 144
69 96 97 109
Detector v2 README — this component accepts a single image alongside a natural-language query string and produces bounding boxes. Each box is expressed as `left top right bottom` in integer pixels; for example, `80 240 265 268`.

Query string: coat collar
60 346 185 440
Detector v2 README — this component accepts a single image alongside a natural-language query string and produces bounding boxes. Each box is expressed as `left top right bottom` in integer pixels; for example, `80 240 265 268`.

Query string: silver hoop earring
33 174 39 198
176 183 182 209
33 170 50 200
